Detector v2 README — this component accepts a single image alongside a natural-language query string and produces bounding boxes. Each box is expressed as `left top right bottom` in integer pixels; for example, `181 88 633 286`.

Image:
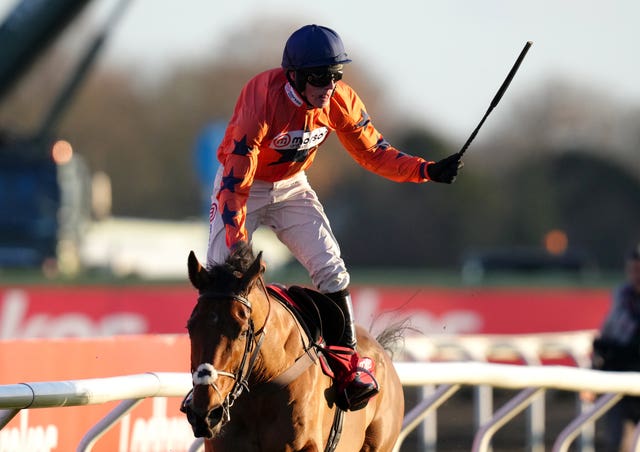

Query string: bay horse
182 243 404 451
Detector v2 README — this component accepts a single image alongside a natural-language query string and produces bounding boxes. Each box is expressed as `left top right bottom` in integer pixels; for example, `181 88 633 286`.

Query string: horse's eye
191 312 218 329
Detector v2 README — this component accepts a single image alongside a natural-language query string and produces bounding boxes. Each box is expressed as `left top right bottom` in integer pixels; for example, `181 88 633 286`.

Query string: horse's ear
255 251 266 274
187 251 206 290
241 250 265 286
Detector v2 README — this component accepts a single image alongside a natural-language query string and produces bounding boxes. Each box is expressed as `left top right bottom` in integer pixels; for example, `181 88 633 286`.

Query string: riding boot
325 289 379 411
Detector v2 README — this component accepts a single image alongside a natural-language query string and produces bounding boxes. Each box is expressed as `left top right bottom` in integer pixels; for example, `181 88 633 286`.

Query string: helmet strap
286 70 314 107
286 70 306 94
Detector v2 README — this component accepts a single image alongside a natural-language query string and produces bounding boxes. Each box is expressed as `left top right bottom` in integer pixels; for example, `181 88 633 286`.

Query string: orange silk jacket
216 68 432 247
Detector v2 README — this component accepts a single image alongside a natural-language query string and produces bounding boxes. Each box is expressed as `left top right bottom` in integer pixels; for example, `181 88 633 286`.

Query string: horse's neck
251 297 306 383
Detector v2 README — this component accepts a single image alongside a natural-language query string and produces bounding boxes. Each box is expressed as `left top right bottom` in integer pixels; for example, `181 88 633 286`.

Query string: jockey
206 24 463 410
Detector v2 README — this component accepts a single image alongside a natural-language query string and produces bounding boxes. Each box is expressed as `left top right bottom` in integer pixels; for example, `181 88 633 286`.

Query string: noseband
181 279 271 424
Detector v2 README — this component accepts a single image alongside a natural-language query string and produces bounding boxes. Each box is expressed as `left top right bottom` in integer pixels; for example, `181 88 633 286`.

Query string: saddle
267 284 345 347
268 284 378 412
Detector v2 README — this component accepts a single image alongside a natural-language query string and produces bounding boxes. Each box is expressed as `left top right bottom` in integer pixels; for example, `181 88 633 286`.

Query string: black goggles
304 70 343 87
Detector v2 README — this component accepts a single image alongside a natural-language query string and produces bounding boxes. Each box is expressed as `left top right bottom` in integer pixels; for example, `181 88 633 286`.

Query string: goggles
303 67 343 87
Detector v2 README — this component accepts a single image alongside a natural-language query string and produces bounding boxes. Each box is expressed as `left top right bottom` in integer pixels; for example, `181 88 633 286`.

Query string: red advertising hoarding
0 284 611 339
0 335 192 452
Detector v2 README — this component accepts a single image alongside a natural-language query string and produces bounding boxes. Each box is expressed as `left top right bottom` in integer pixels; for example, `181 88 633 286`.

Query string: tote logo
0 411 58 452
118 398 193 452
270 127 328 151
0 290 147 338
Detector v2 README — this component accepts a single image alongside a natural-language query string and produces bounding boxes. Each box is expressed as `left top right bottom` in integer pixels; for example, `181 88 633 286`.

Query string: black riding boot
325 289 379 410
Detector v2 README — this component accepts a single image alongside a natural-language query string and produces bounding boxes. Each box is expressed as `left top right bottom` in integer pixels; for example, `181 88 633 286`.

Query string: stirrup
337 358 379 411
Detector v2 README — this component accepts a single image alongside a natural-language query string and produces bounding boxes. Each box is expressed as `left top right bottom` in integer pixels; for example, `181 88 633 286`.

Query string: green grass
0 264 619 288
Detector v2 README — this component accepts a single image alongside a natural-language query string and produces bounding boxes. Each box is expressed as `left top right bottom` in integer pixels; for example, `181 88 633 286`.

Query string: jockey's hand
427 152 464 184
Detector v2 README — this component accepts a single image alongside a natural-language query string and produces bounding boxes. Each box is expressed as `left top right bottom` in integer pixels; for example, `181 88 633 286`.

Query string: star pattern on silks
232 135 251 156
376 137 391 151
269 147 313 166
221 204 238 228
220 168 243 193
355 109 371 129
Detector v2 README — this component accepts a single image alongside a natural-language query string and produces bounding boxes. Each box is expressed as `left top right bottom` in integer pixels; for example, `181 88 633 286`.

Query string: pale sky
3 0 640 141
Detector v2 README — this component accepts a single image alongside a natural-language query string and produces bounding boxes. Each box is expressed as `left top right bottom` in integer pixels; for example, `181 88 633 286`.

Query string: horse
182 242 404 451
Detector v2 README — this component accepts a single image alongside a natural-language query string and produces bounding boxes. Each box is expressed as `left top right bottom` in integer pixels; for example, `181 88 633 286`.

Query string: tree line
0 25 638 272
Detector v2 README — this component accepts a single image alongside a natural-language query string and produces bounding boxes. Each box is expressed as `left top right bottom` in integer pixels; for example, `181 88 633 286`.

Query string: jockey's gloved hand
426 152 464 184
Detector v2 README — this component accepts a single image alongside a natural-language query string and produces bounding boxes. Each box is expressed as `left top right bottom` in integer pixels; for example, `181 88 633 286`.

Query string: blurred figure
590 245 640 452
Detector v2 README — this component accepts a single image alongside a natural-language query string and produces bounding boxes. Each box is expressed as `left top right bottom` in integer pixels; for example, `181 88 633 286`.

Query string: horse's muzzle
181 390 225 439
183 402 224 438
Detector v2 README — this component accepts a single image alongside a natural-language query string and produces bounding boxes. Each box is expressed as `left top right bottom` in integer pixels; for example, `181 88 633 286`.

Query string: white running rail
0 372 192 451
3 331 637 452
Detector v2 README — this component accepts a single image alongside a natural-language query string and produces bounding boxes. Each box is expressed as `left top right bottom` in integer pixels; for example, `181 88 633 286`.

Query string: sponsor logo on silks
284 82 304 107
270 127 329 151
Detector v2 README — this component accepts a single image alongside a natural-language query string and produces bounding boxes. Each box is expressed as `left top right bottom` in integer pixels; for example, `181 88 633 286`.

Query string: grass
0 262 619 288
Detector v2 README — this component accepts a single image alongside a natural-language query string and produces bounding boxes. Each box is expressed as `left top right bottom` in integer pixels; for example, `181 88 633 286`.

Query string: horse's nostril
184 405 200 426
183 403 224 439
207 406 224 428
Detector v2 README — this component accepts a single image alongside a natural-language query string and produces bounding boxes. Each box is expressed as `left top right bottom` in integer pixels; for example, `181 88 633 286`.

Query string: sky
2 0 640 141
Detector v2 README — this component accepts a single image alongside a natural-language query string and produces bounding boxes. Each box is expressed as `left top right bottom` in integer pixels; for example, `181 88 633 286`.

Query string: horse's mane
204 242 256 288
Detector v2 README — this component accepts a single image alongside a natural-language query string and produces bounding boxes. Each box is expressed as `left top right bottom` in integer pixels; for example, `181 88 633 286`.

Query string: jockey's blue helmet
281 24 352 70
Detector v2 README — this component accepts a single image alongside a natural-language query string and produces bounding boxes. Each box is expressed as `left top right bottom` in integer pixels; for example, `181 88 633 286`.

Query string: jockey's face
292 66 342 109
627 258 640 293
302 80 336 108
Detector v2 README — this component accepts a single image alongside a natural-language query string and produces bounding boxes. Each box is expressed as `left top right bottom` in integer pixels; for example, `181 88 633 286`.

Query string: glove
426 152 464 184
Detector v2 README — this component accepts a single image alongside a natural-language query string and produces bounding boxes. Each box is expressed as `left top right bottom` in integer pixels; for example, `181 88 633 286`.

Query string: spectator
591 245 640 451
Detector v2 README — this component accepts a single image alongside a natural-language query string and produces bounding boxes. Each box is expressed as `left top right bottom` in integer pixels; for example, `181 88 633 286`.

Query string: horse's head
182 243 267 438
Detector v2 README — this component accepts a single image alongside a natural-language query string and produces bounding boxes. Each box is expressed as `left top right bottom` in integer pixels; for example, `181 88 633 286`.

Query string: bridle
181 277 271 424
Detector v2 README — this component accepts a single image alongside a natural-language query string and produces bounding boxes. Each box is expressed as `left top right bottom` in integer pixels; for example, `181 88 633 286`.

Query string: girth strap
269 346 319 387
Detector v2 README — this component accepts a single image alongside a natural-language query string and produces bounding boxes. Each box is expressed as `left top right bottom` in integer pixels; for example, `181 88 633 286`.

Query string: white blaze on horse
181 243 404 451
